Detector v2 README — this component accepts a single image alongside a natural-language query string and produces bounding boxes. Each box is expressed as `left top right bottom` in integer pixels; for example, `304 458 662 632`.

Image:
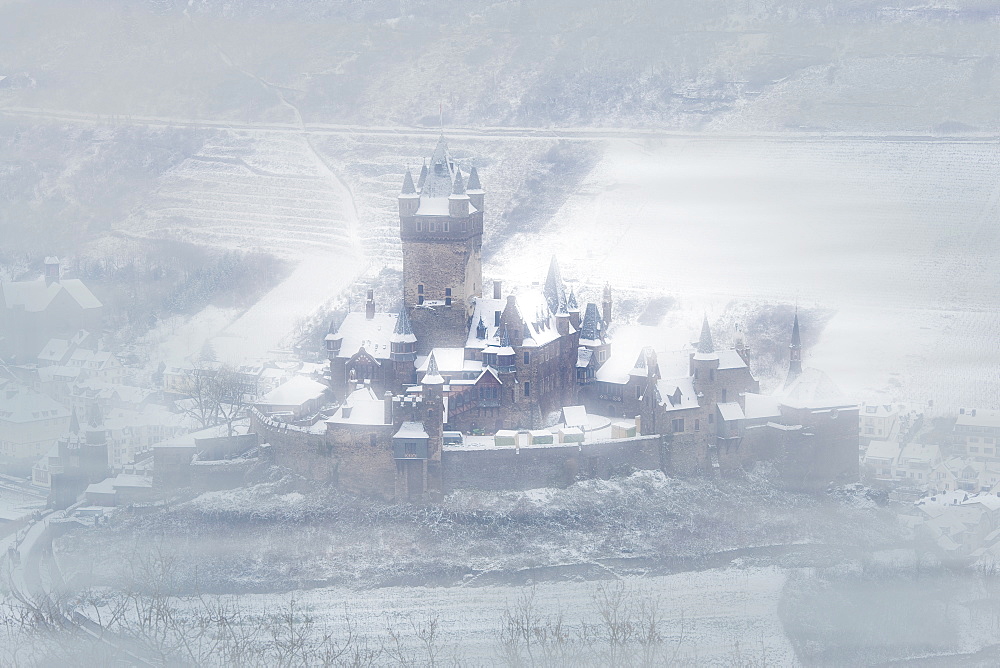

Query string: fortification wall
442 435 664 493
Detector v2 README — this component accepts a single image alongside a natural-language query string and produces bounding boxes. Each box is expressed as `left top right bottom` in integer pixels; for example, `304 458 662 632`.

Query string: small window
443 221 450 232
415 220 423 232
672 418 684 433
524 351 530 365
445 297 452 306
430 221 438 232
445 288 452 296
417 296 424 305
694 419 700 432
524 381 531 397
494 311 501 327
418 284 424 294
404 441 417 456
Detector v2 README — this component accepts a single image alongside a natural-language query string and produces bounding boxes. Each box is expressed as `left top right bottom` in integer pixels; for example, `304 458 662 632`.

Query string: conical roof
392 303 417 343
543 256 566 315
423 351 444 385
467 165 482 191
791 312 801 348
417 161 428 191
451 166 466 196
580 303 603 342
696 316 715 354
401 168 416 195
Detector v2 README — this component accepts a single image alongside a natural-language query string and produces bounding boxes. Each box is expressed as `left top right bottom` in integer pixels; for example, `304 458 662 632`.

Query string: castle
254 137 859 501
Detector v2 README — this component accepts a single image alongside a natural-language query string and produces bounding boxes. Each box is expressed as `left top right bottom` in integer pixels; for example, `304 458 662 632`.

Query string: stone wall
442 435 664 493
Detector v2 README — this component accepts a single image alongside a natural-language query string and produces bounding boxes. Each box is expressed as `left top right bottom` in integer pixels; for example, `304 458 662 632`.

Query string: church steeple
787 311 803 383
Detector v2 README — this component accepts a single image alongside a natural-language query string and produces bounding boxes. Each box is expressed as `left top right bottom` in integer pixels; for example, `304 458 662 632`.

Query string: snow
561 405 588 429
331 311 398 361
717 401 745 422
258 376 328 407
394 422 428 439
488 137 1000 413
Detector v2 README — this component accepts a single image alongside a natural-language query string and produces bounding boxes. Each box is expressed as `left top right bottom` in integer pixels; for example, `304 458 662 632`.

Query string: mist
3 1 1000 665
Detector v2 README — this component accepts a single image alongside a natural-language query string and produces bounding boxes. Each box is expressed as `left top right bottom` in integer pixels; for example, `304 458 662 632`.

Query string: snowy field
145 567 793 665
490 137 1000 411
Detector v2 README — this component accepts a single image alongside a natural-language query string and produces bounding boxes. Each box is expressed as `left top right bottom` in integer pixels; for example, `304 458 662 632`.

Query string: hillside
1 1 998 132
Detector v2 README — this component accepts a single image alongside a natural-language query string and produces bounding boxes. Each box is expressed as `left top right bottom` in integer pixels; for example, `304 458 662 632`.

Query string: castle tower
690 316 721 396
399 136 484 353
421 352 445 500
786 312 803 386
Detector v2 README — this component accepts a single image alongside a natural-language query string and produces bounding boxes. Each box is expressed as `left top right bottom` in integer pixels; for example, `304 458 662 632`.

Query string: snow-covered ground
491 137 1000 412
155 566 794 665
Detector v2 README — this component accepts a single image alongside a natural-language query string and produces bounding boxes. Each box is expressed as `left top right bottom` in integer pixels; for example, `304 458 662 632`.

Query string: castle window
695 419 700 432
445 298 452 306
445 288 452 296
418 284 424 294
524 381 530 397
443 221 450 232
671 418 684 433
416 220 423 232
524 351 530 365
418 296 424 305
494 311 501 327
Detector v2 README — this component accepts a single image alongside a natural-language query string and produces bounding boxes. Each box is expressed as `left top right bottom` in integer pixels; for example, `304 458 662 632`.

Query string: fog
3 1 1000 665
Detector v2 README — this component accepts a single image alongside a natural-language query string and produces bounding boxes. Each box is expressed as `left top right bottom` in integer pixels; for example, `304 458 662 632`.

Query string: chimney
493 280 502 300
365 289 376 320
384 391 393 425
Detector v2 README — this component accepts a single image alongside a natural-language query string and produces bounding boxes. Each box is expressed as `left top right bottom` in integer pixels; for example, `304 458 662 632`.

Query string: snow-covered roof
717 349 748 371
576 348 593 369
0 389 70 424
864 439 902 462
779 367 855 410
85 478 116 496
717 402 745 422
394 422 428 439
326 387 389 426
595 344 644 385
898 442 940 465
744 393 782 420
957 409 1000 429
37 338 71 363
258 376 328 407
416 348 481 375
562 405 588 429
330 312 399 360
1 277 102 312
655 377 699 412
415 198 451 216
112 473 152 490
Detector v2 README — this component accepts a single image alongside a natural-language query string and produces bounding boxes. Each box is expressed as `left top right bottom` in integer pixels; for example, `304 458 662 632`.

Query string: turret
466 165 484 212
690 315 720 386
449 166 469 217
567 289 581 330
543 256 566 315
44 257 60 286
398 168 419 217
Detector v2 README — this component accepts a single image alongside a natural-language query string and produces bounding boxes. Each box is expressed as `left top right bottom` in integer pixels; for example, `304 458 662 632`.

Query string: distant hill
1 0 998 132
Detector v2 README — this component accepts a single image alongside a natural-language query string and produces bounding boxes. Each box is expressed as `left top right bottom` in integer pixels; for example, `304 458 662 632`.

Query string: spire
423 351 444 385
580 303 603 341
543 256 565 315
696 316 715 354
451 166 466 195
567 288 579 311
499 324 510 348
787 311 803 382
401 168 416 194
431 135 449 167
467 165 482 191
476 316 487 339
393 302 413 336
417 161 428 191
